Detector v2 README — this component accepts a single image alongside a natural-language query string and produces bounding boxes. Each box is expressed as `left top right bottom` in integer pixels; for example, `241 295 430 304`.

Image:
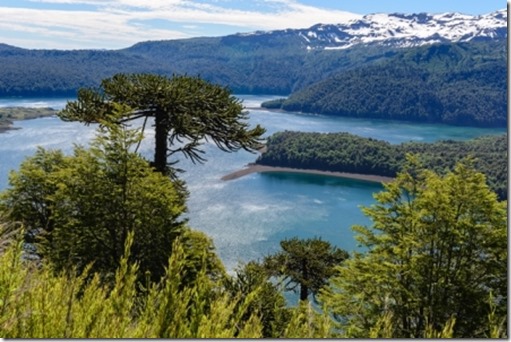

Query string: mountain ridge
230 9 506 51
0 9 506 98
0 9 506 53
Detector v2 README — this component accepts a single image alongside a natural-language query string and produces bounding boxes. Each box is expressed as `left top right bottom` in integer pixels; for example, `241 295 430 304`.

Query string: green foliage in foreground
0 114 188 282
257 131 507 199
0 157 507 338
320 156 507 338
0 231 258 338
224 261 292 337
0 226 336 338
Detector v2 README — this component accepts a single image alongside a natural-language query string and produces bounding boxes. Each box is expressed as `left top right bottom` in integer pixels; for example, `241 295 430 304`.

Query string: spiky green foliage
0 226 343 338
320 155 507 338
59 73 266 176
280 301 334 338
0 213 22 254
178 229 226 286
224 261 291 337
264 237 348 301
0 231 264 338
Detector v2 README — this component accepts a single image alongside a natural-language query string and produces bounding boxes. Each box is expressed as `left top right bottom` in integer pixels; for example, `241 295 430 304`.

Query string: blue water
0 95 505 272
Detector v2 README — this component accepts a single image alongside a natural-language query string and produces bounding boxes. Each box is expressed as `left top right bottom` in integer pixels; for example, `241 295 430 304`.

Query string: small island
0 106 58 133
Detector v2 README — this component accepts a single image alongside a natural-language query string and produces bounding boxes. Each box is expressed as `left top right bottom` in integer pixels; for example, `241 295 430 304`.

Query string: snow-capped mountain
239 9 507 50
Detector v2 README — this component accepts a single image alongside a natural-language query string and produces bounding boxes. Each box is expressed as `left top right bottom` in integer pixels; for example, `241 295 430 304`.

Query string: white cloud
0 7 189 49
2 0 362 49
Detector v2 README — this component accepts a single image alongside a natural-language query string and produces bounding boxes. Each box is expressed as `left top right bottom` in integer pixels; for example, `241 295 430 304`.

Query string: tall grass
0 230 265 338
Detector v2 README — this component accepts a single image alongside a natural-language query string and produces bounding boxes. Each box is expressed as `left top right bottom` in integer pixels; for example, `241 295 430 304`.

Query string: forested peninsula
256 131 507 199
262 41 506 127
0 107 57 132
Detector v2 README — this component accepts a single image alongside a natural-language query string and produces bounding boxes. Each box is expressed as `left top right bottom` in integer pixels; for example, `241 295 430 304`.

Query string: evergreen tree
1 107 188 281
264 237 348 301
0 147 68 248
224 261 291 337
58 73 266 177
320 155 507 338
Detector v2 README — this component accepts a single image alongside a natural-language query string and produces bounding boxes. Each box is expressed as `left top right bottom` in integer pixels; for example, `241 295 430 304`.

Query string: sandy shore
221 163 394 183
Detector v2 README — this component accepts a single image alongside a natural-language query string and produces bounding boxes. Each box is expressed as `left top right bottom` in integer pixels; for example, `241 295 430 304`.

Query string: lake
0 95 505 272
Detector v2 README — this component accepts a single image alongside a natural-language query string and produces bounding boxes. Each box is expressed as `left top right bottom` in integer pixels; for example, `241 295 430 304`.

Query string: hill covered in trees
262 40 506 127
256 131 507 199
0 38 402 97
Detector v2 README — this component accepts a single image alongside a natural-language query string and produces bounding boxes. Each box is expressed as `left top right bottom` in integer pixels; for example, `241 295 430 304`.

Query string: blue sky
0 0 506 50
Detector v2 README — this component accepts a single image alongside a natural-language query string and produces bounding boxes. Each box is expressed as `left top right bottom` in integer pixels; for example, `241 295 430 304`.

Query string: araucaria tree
58 73 266 176
263 237 349 301
320 155 507 338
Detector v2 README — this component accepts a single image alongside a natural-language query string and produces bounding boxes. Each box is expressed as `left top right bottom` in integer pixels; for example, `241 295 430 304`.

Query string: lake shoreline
221 163 394 183
0 107 58 134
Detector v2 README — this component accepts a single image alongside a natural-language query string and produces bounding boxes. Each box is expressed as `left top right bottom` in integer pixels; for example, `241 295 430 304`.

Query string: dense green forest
1 36 504 126
262 41 506 127
0 39 398 97
256 131 507 199
0 74 507 337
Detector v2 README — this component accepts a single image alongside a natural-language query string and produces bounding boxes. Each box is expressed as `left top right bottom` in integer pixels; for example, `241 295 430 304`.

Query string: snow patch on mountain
239 9 507 50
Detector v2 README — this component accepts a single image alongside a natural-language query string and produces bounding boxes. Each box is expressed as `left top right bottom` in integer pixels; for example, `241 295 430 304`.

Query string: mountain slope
263 40 506 127
0 9 506 97
282 9 507 50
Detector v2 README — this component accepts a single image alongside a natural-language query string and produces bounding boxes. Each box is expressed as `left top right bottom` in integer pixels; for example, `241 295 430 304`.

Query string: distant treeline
0 38 401 97
256 131 507 199
262 42 507 127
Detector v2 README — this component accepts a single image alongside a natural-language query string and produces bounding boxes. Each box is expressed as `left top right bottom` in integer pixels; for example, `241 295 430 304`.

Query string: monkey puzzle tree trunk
154 111 168 174
300 259 309 301
300 284 309 301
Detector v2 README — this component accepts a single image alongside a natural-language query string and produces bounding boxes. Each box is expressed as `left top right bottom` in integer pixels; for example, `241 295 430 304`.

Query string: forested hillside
263 40 506 127
0 37 505 128
0 39 400 97
256 131 507 199
0 44 166 96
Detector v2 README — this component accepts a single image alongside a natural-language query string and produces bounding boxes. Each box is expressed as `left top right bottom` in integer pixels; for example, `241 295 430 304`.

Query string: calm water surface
0 95 505 271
